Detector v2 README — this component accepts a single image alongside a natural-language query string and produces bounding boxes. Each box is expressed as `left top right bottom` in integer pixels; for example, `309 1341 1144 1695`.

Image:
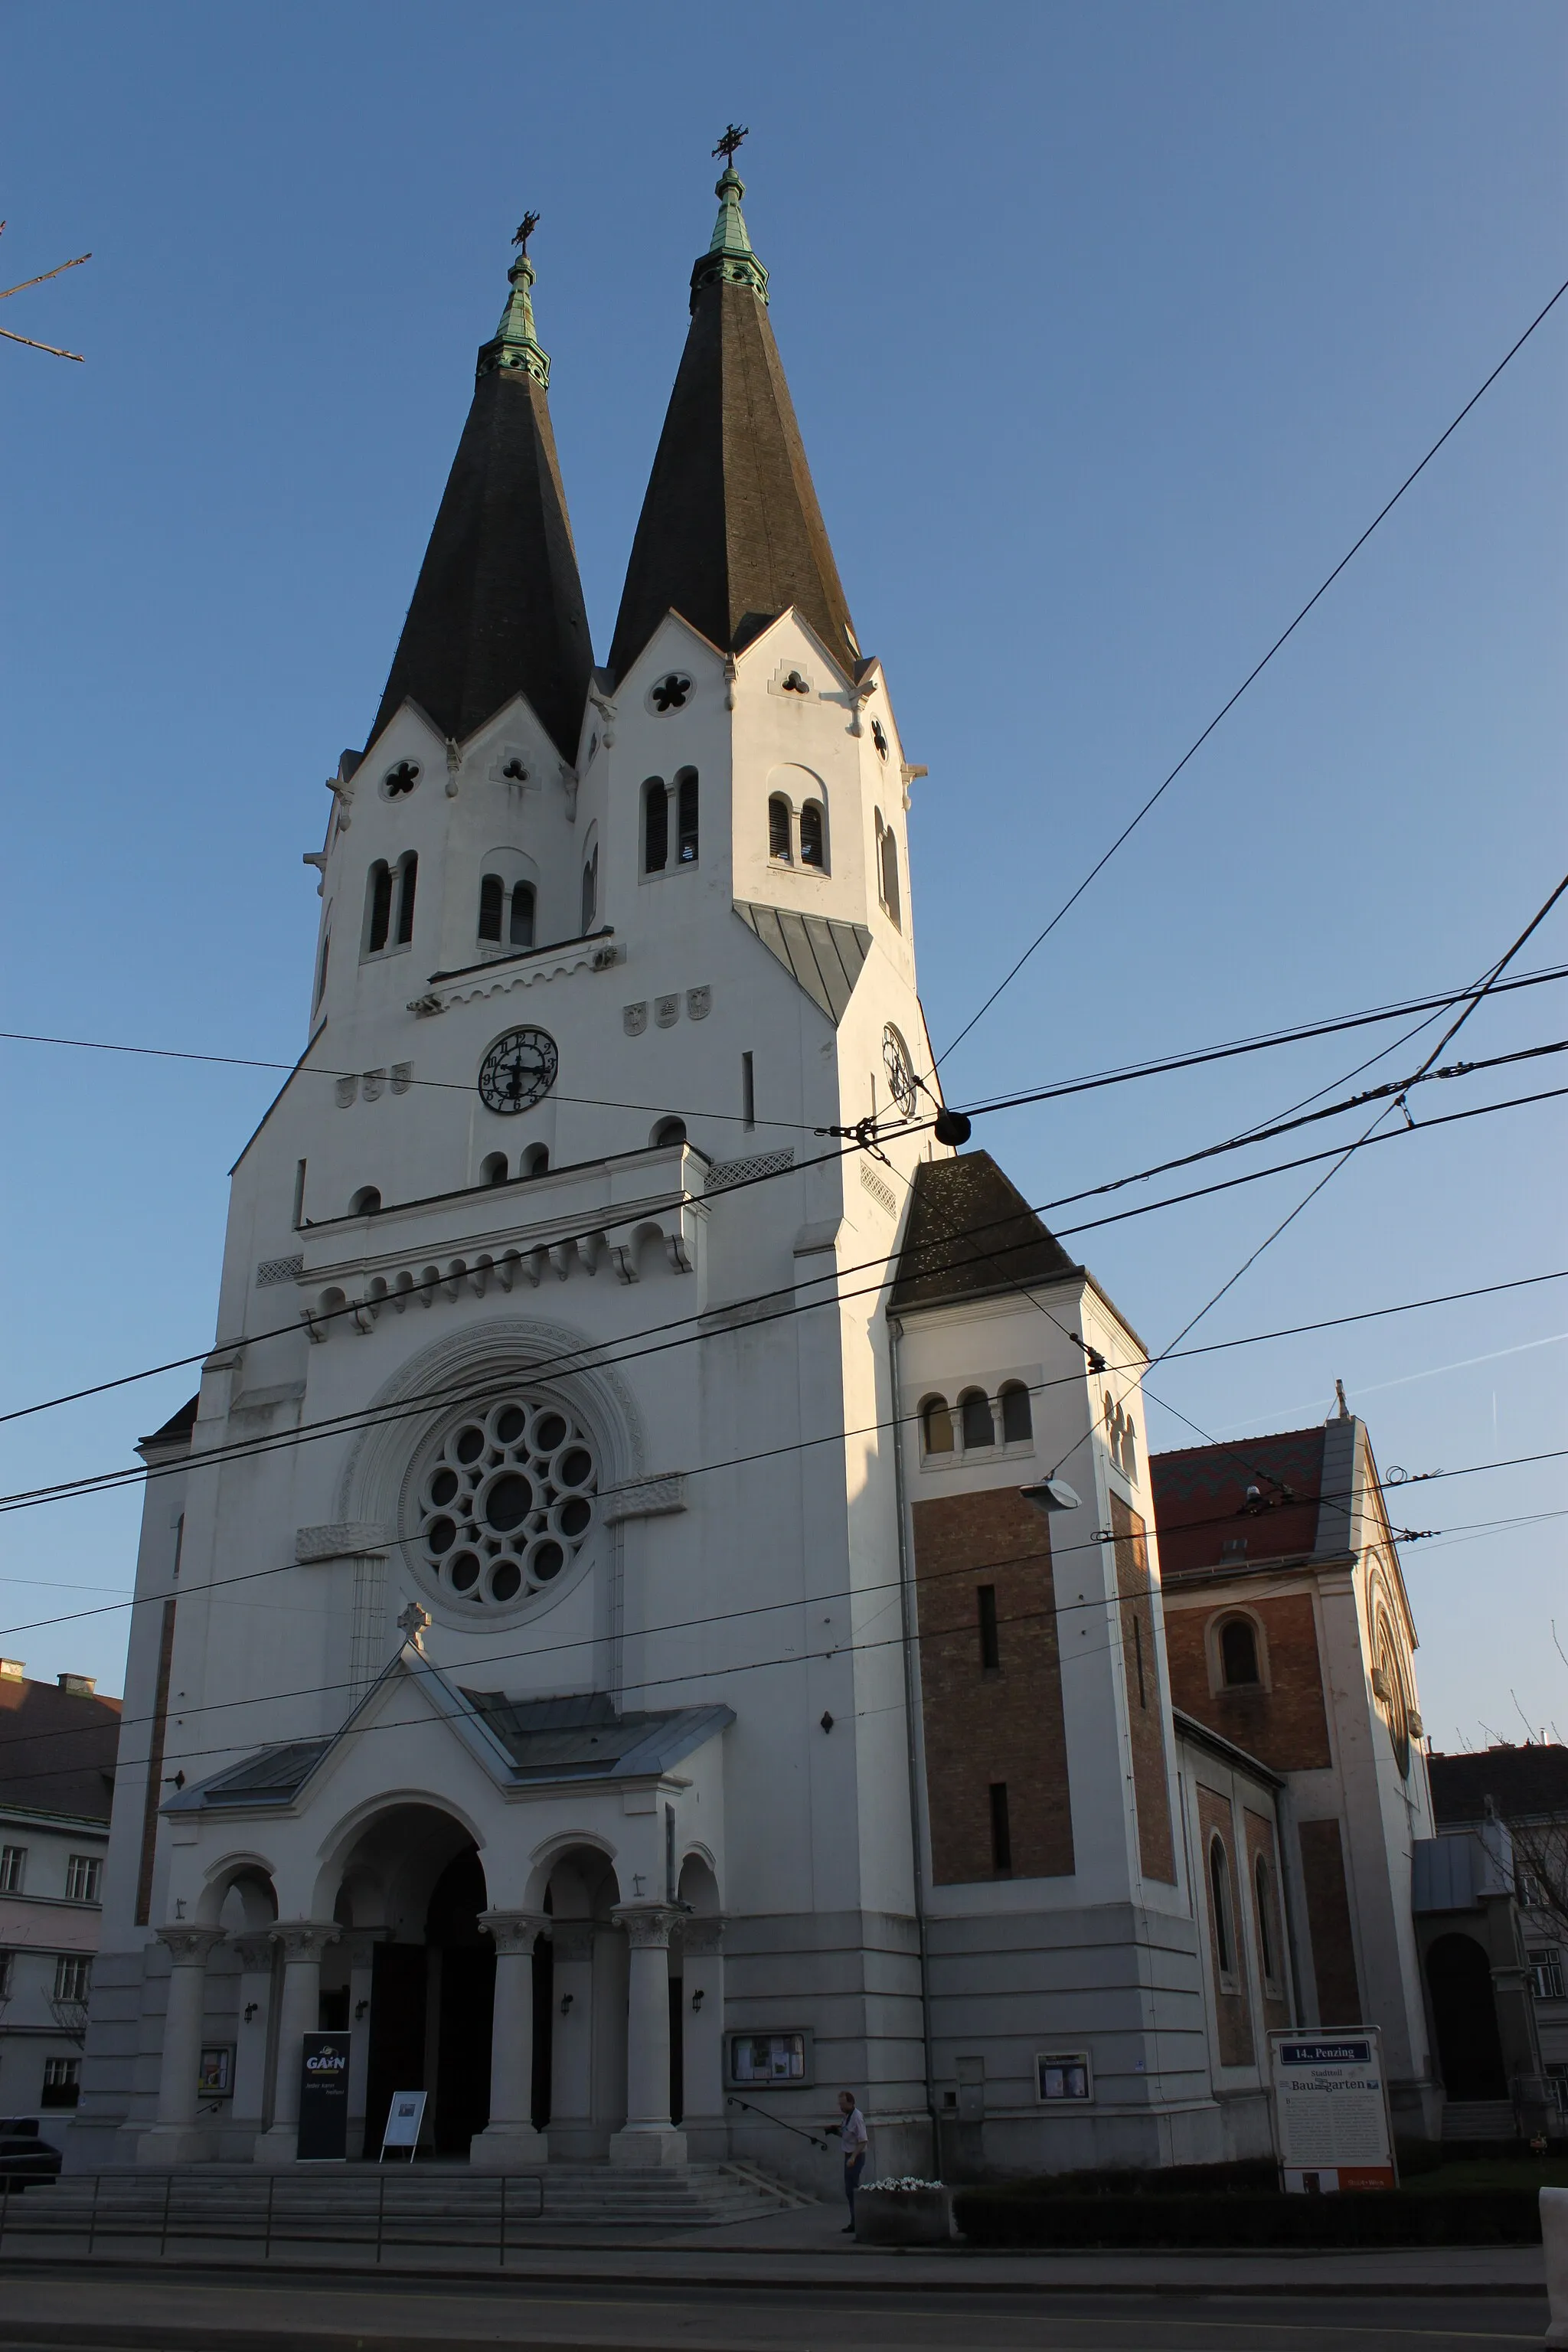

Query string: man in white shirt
831 2089 868 2232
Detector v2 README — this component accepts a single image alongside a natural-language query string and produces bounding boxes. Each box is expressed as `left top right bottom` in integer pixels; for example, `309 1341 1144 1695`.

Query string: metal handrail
724 2093 831 2151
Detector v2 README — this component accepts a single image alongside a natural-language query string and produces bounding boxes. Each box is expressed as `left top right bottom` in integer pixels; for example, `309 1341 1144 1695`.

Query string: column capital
157 1924 225 1966
479 1909 552 1956
227 1931 275 1972
678 1913 726 1957
270 1919 340 1962
612 1902 684 1950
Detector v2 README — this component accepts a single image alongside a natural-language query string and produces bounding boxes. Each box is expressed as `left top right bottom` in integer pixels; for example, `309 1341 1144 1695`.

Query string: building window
649 671 691 713
41 2057 81 2109
54 1954 92 2003
479 873 505 941
1219 1616 1261 1689
395 852 417 945
652 1116 687 1148
481 1153 508 1187
676 769 699 864
0 1951 12 1998
799 801 825 868
521 1144 549 1179
1549 2064 1568 2116
510 881 536 949
1208 1836 1236 1980
580 849 597 935
0 1846 24 1893
977 1585 1000 1674
644 778 668 872
874 810 902 929
350 1187 382 1216
1528 1948 1566 2001
313 923 331 1011
1255 1854 1279 1990
64 1855 101 1904
414 1391 597 1612
988 1782 1012 1874
768 795 792 861
959 1390 995 1449
999 1383 1033 1443
921 1396 953 1455
365 860 393 952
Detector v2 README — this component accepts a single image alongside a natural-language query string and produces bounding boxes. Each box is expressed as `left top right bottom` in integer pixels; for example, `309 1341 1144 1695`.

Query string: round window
413 1395 597 1611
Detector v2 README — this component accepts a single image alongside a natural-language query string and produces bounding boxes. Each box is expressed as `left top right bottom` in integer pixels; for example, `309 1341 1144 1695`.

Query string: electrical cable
934 272 1568 1068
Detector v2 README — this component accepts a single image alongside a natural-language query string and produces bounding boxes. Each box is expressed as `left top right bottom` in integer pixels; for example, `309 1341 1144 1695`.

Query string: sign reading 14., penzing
1269 2028 1396 2193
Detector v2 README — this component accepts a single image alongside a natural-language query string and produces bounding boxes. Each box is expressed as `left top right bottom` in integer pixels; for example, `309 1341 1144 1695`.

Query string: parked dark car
0 2118 64 2189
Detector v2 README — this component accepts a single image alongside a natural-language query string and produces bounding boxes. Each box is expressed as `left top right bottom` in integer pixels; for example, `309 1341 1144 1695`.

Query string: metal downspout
887 1312 939 2167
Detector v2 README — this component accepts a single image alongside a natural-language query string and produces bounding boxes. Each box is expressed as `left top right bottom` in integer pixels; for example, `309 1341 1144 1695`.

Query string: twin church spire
370 149 858 766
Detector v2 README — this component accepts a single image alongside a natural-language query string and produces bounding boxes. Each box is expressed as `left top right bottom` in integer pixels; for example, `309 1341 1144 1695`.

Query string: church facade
72 161 1437 2185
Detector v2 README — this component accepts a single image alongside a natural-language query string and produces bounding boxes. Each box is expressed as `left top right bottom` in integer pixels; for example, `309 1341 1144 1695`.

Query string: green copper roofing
689 165 769 310
476 242 550 387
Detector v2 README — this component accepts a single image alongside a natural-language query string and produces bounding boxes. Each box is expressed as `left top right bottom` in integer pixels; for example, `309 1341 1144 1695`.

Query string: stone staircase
5 2160 812 2246
1440 2099 1518 2142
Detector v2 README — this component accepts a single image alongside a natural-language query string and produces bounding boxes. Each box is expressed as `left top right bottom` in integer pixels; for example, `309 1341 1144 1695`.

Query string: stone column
345 1933 382 2160
471 1912 550 2171
227 1932 276 2141
253 1922 338 2167
608 1904 686 2167
679 1917 727 2160
547 1921 596 2161
137 1926 225 2165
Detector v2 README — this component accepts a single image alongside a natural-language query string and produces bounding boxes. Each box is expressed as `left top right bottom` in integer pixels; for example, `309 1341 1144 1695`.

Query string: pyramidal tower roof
608 150 858 684
369 222 593 764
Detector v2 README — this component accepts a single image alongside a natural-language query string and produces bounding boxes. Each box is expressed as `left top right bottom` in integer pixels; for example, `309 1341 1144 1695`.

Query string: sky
1 2 1564 1752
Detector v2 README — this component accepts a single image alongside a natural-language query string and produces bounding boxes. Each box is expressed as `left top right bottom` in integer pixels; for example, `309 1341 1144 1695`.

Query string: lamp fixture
1019 1478 1080 1514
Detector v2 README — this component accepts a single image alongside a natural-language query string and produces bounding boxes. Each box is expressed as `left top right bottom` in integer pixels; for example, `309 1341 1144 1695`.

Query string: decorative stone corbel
900 760 927 813
609 1244 639 1284
328 773 354 832
560 761 579 821
849 677 877 738
587 690 616 748
665 1233 693 1275
723 654 737 711
445 738 463 797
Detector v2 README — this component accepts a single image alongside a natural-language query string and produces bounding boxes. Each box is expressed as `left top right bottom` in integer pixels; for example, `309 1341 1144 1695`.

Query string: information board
379 2087 428 2161
296 2031 351 2162
1269 2028 1396 2192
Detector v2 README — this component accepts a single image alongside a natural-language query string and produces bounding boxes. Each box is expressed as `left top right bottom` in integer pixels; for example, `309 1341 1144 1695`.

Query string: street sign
378 2087 428 2162
296 2031 351 2162
1269 2028 1396 2192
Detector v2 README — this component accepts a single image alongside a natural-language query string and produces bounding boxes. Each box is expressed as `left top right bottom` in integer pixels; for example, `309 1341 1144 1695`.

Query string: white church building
73 157 1440 2186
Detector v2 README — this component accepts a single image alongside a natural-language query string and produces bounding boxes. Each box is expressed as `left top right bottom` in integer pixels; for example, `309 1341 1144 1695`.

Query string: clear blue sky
2 2 1564 1750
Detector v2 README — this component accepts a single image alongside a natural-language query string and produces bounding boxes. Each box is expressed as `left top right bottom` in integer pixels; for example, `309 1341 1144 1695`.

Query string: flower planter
854 2184 955 2246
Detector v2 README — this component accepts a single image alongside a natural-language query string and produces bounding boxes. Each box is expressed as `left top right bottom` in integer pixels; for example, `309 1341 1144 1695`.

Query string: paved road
0 2265 1551 2351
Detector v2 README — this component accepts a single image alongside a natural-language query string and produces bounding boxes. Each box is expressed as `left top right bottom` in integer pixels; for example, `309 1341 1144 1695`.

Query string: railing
0 2168 547 2268
725 2093 832 2151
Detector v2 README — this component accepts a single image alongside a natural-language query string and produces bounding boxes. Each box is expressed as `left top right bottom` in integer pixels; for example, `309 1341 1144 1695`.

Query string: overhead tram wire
933 270 1568 1072
2 1064 1566 1501
0 1450 1560 1777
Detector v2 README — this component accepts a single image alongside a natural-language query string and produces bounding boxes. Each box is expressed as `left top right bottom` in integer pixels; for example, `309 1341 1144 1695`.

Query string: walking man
832 2089 868 2233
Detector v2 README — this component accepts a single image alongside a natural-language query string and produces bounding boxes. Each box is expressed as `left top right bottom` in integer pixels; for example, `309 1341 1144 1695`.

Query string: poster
1269 2029 1396 2191
296 2031 351 2162
379 2088 428 2161
197 2045 233 2098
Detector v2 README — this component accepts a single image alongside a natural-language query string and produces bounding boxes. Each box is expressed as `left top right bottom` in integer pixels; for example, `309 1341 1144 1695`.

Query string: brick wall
912 1488 1074 1886
1242 1805 1292 2032
1298 1816 1361 2027
1196 1783 1254 2067
1110 1494 1175 1883
1164 1589 1331 1772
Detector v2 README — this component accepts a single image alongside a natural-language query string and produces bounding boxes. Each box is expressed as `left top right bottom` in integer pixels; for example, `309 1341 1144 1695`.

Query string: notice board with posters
1269 2028 1396 2191
296 2032 351 2161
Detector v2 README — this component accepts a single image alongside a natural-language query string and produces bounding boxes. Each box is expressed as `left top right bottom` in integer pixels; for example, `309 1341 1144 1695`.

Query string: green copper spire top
477 213 550 386
690 160 769 311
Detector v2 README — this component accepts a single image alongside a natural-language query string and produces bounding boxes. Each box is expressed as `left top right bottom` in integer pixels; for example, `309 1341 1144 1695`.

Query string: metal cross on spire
712 123 749 166
512 210 540 253
0 222 91 362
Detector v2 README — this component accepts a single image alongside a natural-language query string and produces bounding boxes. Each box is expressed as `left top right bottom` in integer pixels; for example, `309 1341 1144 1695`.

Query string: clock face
883 1024 918 1118
478 1027 558 1116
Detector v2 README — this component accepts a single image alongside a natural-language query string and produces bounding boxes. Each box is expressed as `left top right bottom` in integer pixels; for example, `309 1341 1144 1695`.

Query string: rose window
415 1396 596 1608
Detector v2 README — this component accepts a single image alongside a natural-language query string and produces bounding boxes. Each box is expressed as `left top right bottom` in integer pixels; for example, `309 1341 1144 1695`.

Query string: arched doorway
1426 1932 1507 2100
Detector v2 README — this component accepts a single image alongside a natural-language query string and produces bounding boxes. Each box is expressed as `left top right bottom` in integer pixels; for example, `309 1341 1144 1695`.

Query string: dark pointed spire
368 219 593 764
607 151 858 684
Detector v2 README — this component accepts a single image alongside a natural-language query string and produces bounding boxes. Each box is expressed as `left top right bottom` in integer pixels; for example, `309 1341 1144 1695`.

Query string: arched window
676 769 699 864
481 1153 508 1187
366 861 393 953
799 801 825 868
1208 1836 1235 1976
510 881 536 949
1219 1616 1260 1689
644 779 668 873
1254 1854 1278 1988
921 1396 954 1455
351 1187 382 1217
479 874 505 942
395 853 417 945
313 924 331 1010
580 848 597 934
522 1144 549 1179
769 795 792 861
999 1383 1033 1443
652 1116 687 1148
960 1390 995 1449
